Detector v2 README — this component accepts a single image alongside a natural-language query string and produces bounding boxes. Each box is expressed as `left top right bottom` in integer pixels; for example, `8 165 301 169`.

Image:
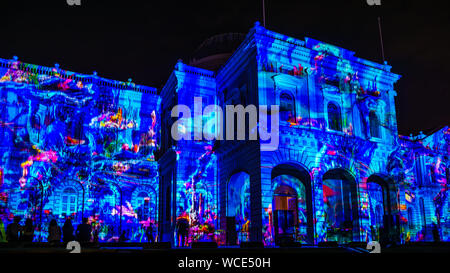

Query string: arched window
137 191 151 221
280 92 295 122
102 189 116 214
369 111 380 138
61 187 77 216
327 102 342 131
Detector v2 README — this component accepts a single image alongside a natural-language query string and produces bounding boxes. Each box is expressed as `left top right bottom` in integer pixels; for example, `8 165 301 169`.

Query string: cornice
251 25 401 87
0 57 158 95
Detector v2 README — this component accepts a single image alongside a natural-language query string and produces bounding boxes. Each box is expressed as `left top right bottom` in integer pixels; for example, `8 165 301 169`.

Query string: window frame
279 91 296 123
61 187 78 216
369 110 382 139
327 101 342 132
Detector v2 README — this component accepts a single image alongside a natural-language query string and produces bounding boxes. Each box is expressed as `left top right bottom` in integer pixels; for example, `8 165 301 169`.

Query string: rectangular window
62 196 68 213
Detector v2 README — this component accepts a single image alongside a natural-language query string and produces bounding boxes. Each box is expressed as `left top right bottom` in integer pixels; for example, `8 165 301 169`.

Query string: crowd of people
3 216 91 244
1 216 156 245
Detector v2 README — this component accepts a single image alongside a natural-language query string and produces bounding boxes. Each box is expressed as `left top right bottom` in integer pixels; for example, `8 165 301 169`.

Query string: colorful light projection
0 58 160 243
322 173 359 244
272 175 308 244
258 32 447 245
366 182 385 242
392 130 449 242
1 23 449 246
227 172 251 244
176 144 218 245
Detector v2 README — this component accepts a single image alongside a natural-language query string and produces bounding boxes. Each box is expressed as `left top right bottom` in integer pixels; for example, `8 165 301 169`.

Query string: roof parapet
0 57 158 95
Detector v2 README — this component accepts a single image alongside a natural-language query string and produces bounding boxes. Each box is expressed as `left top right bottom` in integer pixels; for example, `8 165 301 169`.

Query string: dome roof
189 33 246 71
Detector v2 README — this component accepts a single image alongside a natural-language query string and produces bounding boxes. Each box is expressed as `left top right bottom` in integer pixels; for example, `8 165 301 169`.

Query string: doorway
273 185 298 244
322 169 360 243
271 163 314 245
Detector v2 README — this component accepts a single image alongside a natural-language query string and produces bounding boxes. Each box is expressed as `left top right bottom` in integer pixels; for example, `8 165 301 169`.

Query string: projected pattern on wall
1 22 449 246
0 58 160 242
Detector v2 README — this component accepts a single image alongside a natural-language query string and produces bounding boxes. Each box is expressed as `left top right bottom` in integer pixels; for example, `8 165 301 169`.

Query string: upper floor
160 22 402 156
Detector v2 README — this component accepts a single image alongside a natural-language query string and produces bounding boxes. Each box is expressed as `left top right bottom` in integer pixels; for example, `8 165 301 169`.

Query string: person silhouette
146 223 154 243
76 217 92 243
176 215 189 247
6 216 22 243
119 230 128 242
48 219 61 245
62 218 75 243
22 218 34 242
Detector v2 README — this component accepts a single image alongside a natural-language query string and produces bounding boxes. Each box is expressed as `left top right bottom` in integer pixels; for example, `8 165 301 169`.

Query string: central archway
322 168 360 243
271 163 314 245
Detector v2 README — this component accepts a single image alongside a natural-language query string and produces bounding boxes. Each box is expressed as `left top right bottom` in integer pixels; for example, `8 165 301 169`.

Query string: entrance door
270 166 313 245
322 169 359 243
273 185 297 244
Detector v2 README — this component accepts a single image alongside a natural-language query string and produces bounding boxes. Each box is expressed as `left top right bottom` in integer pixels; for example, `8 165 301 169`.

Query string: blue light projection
176 144 218 244
227 172 251 244
0 58 160 242
0 22 449 246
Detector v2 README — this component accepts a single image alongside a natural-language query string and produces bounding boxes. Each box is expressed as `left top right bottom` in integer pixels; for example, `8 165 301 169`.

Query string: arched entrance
271 163 314 245
226 171 251 245
367 174 398 243
322 169 360 243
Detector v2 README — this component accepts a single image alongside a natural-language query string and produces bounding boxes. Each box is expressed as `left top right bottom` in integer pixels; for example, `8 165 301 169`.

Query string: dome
189 33 246 71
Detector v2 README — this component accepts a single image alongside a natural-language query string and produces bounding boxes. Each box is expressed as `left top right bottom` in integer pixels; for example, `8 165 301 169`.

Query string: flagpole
262 0 266 27
378 17 385 63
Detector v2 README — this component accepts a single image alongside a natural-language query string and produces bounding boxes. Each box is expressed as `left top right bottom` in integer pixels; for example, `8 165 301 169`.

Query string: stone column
260 161 273 245
312 174 326 244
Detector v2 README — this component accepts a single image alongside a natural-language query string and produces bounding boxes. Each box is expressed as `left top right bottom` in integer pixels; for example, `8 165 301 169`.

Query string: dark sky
2 0 449 136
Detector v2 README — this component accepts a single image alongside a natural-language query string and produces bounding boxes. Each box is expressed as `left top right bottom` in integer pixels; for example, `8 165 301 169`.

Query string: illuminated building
0 22 448 245
0 58 160 242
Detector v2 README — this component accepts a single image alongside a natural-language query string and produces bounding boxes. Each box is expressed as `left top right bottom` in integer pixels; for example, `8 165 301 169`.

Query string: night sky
2 0 449 136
